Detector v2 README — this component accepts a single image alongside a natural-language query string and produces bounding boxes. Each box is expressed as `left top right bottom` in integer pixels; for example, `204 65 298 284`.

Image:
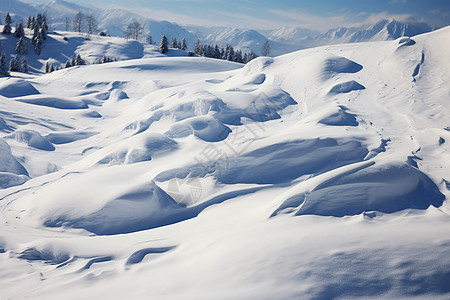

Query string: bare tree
132 21 143 40
73 11 84 33
64 16 71 31
262 40 271 56
124 23 133 40
86 14 97 36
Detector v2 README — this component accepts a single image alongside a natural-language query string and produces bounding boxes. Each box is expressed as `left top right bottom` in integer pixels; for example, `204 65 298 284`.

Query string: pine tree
14 23 25 38
26 16 32 29
234 50 243 63
181 38 187 50
160 34 168 53
45 62 50 73
74 54 85 66
21 56 28 73
226 45 235 61
15 37 28 55
214 45 221 59
40 27 47 40
33 30 43 55
3 12 12 34
65 59 72 68
194 39 201 55
42 14 48 31
0 53 10 77
170 37 178 49
49 64 54 73
9 55 20 72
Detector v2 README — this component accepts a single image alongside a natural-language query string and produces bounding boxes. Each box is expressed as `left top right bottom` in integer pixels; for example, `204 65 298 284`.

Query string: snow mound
45 132 97 145
157 138 368 185
42 181 184 235
167 116 231 142
323 56 363 74
0 79 40 98
329 80 366 94
96 133 178 165
8 130 55 151
0 139 29 176
18 247 70 265
318 106 358 126
273 163 445 217
16 95 88 110
0 138 29 188
107 89 129 101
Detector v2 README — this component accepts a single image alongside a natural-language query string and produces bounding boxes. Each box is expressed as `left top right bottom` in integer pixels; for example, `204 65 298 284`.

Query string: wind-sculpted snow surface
0 27 449 299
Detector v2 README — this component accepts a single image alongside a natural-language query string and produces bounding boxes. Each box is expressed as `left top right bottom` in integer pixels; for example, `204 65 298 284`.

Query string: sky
23 0 450 30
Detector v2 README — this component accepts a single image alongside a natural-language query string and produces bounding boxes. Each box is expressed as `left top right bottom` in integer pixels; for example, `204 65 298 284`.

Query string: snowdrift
0 26 449 299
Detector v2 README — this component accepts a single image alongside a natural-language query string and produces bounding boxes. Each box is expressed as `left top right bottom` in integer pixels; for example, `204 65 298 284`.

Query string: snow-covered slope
0 27 175 73
0 24 449 299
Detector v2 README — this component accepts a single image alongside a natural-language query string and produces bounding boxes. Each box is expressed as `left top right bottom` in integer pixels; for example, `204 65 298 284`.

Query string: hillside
0 26 183 73
0 24 449 298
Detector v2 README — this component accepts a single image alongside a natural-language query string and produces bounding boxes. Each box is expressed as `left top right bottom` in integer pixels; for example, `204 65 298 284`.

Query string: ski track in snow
0 26 449 299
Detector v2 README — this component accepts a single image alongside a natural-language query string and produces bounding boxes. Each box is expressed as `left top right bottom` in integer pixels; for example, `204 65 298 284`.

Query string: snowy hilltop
0 6 449 295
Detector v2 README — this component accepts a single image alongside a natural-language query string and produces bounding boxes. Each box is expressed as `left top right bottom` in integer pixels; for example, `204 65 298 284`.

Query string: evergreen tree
34 34 43 55
170 37 178 49
214 45 221 59
246 51 258 63
45 62 50 73
0 52 10 77
181 38 187 50
74 54 85 66
14 23 25 38
9 55 21 72
160 34 168 53
15 36 28 55
21 56 28 73
194 39 201 55
234 50 243 63
65 59 72 68
3 12 12 34
49 64 54 73
226 44 235 61
42 14 49 31
26 16 32 29
40 27 47 41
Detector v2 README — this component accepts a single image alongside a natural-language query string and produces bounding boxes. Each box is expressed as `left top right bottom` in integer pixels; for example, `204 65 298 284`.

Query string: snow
0 24 449 299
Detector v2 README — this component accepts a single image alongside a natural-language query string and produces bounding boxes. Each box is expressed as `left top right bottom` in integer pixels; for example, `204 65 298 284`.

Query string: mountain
0 0 37 21
0 25 449 298
268 19 433 56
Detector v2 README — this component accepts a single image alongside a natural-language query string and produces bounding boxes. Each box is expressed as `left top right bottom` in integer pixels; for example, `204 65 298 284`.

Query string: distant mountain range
0 0 435 56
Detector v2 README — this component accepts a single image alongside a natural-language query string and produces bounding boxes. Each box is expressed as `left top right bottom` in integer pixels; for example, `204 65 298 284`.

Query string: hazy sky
24 0 450 30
